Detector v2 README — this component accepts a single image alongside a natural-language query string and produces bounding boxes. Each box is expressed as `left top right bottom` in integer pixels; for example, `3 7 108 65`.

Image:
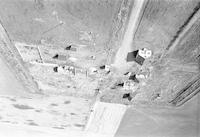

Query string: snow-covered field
0 95 91 131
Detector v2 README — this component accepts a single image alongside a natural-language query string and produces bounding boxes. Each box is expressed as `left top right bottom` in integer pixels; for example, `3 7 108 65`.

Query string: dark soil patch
64 100 71 104
74 124 85 127
53 126 65 129
50 103 58 106
13 104 34 110
28 122 39 126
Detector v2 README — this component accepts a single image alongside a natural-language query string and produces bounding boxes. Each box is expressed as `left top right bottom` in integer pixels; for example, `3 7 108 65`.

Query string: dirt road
113 0 147 72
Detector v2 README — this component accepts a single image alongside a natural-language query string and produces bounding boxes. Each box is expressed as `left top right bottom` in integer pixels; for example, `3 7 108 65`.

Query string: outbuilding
127 50 145 65
65 45 77 51
52 54 69 61
126 48 152 65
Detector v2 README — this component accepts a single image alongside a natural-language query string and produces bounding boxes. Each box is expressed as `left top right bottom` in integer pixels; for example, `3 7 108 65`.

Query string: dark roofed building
65 45 77 51
126 50 145 65
52 54 69 61
129 74 139 83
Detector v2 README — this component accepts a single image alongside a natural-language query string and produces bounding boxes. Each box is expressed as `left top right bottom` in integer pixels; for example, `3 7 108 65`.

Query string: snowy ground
0 54 95 136
0 95 91 131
